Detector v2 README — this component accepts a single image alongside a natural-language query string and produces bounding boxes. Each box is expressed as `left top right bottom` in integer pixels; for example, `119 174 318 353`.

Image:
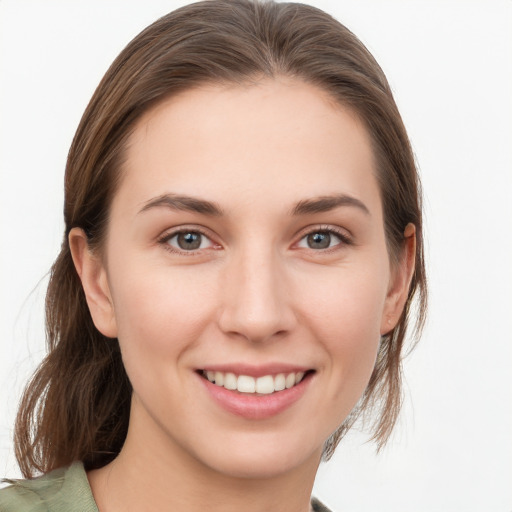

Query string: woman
0 0 426 510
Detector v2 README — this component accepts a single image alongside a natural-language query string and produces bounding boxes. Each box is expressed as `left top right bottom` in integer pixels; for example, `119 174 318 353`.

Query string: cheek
302 260 388 334
107 263 216 378
298 263 388 388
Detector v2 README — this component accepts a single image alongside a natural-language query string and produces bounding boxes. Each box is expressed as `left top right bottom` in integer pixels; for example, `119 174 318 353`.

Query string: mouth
197 366 315 419
199 369 314 395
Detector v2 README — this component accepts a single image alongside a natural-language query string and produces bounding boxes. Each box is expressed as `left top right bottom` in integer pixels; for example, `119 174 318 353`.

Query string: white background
1 1 511 511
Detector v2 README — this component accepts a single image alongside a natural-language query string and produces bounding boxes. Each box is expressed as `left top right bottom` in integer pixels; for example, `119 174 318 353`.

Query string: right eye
160 230 216 253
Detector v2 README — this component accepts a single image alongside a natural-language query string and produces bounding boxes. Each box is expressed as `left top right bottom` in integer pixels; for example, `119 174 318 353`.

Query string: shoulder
311 496 334 512
0 461 98 512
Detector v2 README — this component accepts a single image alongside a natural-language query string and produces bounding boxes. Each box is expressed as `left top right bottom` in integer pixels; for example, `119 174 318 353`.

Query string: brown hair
14 0 427 477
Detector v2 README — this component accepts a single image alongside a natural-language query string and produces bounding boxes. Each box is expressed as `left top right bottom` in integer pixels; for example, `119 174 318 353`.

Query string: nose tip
217 253 295 343
219 300 288 343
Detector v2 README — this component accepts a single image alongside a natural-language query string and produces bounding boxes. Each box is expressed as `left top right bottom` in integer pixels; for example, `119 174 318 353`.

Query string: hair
14 0 427 478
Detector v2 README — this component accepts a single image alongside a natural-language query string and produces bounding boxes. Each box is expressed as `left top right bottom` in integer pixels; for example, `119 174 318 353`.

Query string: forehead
116 77 381 218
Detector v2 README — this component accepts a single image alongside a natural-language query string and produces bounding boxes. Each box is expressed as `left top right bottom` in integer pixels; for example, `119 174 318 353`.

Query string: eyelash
157 225 352 255
157 227 219 255
295 225 353 252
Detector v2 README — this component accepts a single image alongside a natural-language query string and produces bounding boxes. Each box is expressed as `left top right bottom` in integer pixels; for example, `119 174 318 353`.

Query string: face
73 78 410 480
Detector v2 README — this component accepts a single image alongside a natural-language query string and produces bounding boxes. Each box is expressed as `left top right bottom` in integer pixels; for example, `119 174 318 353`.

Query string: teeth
203 370 307 394
237 375 255 393
224 372 237 390
285 373 295 389
274 373 286 391
255 375 274 394
214 371 224 386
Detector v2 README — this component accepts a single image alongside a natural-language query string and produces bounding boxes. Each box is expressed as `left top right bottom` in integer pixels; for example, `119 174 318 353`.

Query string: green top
0 462 98 512
0 462 331 511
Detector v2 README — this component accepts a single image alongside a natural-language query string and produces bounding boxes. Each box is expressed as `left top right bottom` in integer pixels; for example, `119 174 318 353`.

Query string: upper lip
198 363 313 378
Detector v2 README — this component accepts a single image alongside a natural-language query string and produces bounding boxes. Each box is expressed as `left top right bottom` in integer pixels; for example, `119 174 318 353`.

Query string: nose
217 246 296 343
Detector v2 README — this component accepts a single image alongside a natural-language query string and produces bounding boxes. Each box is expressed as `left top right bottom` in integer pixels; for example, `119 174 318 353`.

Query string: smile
201 370 308 394
198 367 314 419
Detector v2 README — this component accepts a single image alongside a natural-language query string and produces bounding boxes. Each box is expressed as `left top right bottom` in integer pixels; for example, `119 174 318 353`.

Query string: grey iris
307 232 331 249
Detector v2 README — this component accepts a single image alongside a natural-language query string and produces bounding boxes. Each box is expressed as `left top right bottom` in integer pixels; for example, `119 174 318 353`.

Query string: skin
70 77 415 512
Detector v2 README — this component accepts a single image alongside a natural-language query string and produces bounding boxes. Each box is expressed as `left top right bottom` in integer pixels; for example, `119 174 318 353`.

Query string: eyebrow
138 192 370 217
139 194 224 216
291 194 370 216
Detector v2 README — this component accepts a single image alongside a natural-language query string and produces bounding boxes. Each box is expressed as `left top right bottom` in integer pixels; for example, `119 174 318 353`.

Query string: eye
162 230 216 252
296 229 347 250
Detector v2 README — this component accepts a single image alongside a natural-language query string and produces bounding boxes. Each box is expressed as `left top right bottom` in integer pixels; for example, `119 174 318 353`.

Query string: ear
380 223 416 336
69 227 118 338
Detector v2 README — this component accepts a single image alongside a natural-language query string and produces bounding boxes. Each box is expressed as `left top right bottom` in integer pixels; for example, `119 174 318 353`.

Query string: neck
88 400 321 512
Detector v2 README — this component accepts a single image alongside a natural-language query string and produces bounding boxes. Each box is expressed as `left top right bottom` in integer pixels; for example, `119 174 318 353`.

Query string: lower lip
198 373 313 420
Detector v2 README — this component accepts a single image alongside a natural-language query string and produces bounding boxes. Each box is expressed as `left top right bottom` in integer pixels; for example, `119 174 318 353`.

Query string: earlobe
68 228 118 338
381 223 416 335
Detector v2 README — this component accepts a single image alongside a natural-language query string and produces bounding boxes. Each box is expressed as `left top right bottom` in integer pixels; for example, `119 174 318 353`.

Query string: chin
185 430 324 480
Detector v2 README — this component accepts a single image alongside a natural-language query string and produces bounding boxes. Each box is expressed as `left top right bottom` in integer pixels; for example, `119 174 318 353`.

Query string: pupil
307 232 330 249
178 232 201 250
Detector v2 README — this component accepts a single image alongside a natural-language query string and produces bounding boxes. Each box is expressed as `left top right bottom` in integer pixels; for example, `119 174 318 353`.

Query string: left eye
166 231 214 251
296 230 342 250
